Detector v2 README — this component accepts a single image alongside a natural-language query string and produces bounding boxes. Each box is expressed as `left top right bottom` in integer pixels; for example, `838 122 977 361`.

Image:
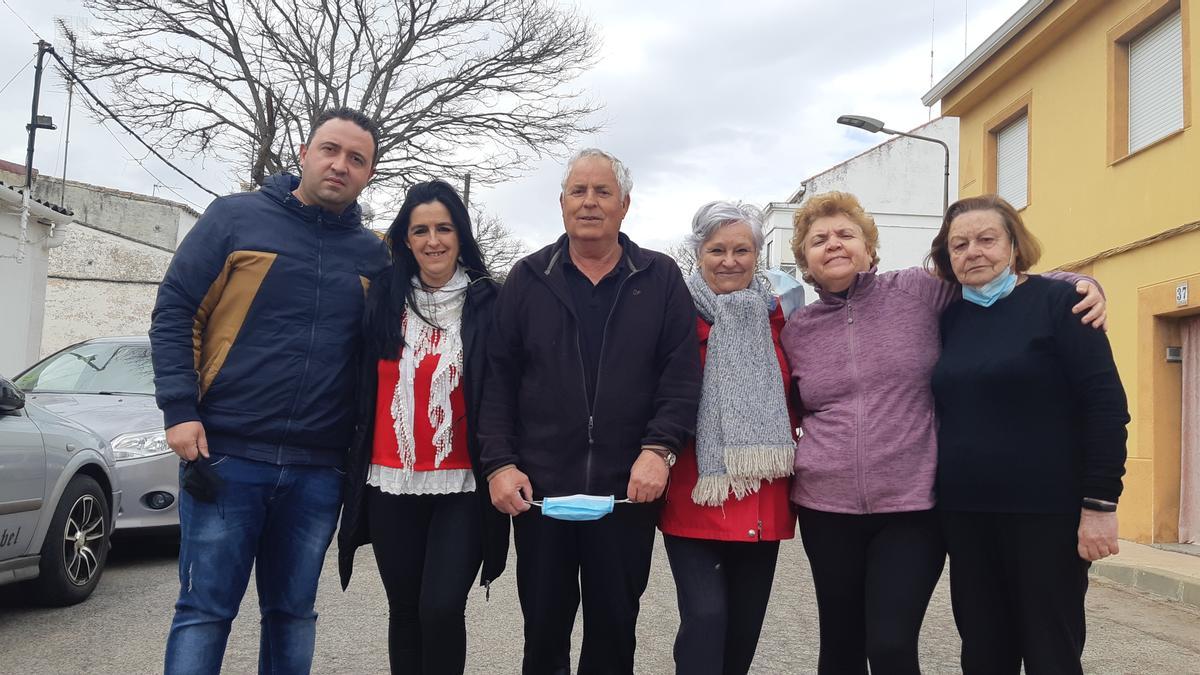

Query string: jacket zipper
280 220 324 461
845 300 870 513
579 264 638 493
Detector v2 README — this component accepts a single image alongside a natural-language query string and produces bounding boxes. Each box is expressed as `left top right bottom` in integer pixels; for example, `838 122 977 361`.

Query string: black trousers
941 511 1089 675
367 488 483 675
512 502 658 675
796 506 946 675
662 534 780 675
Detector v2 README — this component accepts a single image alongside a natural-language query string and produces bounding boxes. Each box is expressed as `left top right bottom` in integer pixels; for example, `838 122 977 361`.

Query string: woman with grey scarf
658 200 800 675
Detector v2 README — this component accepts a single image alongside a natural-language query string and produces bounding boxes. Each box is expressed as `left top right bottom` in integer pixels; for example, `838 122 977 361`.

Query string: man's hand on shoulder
166 421 209 461
489 466 533 516
627 449 669 503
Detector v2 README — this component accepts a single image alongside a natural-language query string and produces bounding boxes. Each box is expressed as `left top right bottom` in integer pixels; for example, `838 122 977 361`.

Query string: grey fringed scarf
686 271 795 506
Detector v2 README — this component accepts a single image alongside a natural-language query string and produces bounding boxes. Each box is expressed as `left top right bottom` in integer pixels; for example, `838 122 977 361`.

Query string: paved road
1 532 1198 674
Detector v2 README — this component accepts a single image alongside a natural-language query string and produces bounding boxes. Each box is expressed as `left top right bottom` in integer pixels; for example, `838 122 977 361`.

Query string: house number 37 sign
1177 281 1189 307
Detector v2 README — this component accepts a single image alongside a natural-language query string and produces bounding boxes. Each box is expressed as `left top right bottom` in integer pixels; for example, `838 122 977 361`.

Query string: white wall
0 211 56 377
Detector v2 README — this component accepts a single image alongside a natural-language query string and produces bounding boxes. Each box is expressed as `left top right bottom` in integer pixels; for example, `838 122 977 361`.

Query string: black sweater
478 233 701 499
932 275 1129 513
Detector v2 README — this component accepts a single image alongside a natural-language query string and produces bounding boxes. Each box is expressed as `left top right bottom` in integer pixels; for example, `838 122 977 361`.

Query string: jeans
662 535 780 675
164 453 343 675
366 488 482 675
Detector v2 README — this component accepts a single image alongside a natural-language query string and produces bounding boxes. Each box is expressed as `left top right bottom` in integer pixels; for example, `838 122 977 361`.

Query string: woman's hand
1072 281 1108 331
1077 508 1119 561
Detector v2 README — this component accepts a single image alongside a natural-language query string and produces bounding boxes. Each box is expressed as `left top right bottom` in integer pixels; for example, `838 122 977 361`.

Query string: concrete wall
41 224 173 356
32 179 198 251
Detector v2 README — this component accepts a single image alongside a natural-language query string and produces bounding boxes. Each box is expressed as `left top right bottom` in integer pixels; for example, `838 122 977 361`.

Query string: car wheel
34 474 111 606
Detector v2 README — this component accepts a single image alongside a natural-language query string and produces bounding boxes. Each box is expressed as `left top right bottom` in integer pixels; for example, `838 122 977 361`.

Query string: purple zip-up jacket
780 266 1094 514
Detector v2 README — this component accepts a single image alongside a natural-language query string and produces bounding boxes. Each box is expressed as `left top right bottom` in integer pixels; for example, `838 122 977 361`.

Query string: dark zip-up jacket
478 233 701 498
149 173 389 466
339 272 510 589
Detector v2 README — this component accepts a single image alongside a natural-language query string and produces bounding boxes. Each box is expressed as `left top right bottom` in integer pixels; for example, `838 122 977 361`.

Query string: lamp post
836 114 950 215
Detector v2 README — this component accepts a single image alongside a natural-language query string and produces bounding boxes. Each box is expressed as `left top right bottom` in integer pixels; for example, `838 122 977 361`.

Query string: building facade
763 117 960 295
924 0 1197 543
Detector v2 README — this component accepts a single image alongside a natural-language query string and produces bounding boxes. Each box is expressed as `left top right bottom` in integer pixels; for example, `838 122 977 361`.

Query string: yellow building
924 0 1198 543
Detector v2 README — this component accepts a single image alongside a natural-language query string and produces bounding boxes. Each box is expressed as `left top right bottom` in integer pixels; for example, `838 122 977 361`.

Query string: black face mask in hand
181 459 223 503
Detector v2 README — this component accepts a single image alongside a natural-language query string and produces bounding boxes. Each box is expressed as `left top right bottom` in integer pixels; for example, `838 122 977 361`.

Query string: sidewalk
1090 539 1200 609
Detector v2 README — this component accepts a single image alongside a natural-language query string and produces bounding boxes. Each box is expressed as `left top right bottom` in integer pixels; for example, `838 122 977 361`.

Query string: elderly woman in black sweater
928 195 1129 675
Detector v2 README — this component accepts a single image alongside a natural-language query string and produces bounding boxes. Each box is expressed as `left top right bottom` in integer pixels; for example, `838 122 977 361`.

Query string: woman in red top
659 201 800 675
337 181 508 675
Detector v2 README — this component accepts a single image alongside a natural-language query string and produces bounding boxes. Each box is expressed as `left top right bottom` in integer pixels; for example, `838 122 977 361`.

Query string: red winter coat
659 303 797 542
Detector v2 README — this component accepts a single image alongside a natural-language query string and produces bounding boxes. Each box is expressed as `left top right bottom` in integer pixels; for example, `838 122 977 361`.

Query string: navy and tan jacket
149 173 389 466
478 233 701 498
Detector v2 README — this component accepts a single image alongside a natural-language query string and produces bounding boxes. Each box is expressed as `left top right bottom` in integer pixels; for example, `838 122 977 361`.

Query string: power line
94 121 204 211
0 54 35 97
1 0 42 40
45 47 221 199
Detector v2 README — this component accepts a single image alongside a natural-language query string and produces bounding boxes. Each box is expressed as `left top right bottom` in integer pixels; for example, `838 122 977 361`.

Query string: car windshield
15 343 155 395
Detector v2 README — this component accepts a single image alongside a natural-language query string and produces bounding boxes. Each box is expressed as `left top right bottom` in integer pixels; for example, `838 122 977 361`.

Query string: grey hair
560 148 634 200
689 200 766 258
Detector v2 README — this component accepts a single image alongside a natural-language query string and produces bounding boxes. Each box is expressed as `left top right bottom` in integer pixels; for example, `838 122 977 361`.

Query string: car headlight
111 429 172 461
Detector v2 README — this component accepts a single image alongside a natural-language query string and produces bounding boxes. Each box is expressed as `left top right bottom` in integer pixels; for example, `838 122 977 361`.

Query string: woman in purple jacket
779 191 1106 675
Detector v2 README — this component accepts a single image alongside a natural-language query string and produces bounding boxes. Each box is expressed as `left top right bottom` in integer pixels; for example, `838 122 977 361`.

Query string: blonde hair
790 191 880 285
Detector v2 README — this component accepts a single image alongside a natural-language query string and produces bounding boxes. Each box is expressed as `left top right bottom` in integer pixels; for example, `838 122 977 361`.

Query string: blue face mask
962 247 1017 307
531 494 628 521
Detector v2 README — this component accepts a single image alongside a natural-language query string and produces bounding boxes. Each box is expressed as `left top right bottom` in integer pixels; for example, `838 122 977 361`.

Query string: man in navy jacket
481 148 701 674
151 107 388 674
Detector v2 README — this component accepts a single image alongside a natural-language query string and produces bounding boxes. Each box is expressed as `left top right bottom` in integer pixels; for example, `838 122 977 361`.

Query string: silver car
0 375 121 605
14 337 178 532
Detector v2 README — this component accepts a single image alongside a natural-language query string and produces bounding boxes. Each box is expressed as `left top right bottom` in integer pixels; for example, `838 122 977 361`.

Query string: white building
763 116 960 296
0 160 200 366
0 178 75 378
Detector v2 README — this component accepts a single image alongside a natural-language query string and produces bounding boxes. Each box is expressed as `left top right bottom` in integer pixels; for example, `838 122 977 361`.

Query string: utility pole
463 173 472 208
25 40 57 189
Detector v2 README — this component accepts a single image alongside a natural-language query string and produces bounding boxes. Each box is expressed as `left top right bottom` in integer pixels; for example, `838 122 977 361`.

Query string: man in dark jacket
480 148 701 674
151 107 389 674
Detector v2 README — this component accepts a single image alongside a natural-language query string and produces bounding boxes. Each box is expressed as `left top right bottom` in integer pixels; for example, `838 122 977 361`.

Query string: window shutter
1129 9 1184 153
995 114 1028 209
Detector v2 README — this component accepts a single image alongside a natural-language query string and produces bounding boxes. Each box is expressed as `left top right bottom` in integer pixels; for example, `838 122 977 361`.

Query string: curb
1090 560 1200 610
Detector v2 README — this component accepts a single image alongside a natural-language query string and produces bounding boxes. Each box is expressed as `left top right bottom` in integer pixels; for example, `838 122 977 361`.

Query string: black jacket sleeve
477 265 527 476
1051 285 1129 503
640 257 701 453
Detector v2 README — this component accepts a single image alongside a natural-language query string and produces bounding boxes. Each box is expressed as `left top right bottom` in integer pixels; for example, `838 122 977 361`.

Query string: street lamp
836 114 950 214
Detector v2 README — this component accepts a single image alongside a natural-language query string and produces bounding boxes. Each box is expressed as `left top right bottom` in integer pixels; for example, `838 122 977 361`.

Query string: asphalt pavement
1 531 1198 674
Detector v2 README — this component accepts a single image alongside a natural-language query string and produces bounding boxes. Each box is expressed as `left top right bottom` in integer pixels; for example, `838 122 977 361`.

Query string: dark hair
307 107 381 165
926 194 1042 281
365 180 490 359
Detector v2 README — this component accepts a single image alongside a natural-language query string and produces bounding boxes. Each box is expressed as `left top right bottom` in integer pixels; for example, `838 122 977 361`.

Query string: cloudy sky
0 0 1025 253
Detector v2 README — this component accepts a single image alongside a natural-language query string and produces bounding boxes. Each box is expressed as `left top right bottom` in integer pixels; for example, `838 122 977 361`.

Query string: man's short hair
307 107 381 165
561 148 633 200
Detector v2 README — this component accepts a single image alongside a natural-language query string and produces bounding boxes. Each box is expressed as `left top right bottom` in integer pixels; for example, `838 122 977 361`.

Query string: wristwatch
644 446 676 468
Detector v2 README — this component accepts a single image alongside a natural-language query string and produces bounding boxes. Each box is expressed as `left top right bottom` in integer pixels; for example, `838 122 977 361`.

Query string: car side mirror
0 377 26 414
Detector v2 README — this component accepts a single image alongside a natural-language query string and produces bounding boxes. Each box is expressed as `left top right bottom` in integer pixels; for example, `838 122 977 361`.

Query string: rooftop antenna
929 0 937 120
54 17 83 205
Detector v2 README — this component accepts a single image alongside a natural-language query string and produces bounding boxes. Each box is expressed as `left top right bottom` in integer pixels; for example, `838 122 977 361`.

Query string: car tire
34 474 111 606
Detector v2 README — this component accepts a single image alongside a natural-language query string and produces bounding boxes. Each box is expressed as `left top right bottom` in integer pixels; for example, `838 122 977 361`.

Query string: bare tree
471 207 527 279
76 0 601 190
665 239 698 277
